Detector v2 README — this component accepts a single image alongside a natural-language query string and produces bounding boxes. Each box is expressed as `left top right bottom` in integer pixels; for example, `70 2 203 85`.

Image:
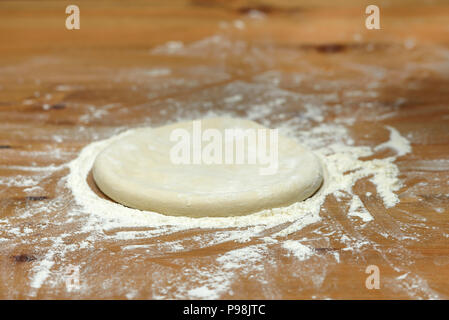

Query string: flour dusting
282 240 313 261
1 28 448 300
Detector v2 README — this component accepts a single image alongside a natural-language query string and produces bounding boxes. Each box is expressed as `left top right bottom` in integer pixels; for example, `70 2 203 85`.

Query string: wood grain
0 0 448 299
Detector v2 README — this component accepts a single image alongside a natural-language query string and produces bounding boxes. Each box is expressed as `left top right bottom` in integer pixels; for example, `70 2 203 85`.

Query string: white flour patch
282 240 313 261
188 286 221 300
29 249 57 296
216 245 266 271
375 126 412 157
0 175 44 187
348 195 373 222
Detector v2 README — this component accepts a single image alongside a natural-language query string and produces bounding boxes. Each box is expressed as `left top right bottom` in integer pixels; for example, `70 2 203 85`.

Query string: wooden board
0 0 448 299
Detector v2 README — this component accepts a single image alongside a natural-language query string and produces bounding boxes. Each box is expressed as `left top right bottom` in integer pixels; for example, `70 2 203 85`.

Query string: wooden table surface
0 0 448 299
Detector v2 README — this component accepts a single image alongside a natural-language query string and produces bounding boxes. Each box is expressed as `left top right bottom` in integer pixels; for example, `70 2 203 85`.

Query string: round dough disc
92 118 323 217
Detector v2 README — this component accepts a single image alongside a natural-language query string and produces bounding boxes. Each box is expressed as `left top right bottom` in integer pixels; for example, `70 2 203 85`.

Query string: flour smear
62 113 411 298
68 120 406 233
2 28 448 299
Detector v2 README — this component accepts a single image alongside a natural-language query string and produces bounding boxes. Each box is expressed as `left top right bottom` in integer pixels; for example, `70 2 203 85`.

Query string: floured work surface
0 1 448 299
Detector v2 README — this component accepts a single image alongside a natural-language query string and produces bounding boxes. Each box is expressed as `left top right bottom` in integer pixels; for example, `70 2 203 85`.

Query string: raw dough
92 118 323 217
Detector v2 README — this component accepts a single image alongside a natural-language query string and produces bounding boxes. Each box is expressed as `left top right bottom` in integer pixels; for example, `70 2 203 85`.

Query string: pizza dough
92 118 324 217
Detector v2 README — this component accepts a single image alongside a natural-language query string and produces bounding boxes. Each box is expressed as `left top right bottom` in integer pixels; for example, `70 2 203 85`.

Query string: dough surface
93 118 323 217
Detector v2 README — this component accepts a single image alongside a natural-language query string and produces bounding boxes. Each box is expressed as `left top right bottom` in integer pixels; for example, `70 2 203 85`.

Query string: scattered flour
2 115 407 299
375 126 412 157
4 30 446 300
58 116 413 299
0 81 426 299
282 240 314 261
188 286 220 300
66 122 406 236
348 195 373 222
216 245 266 271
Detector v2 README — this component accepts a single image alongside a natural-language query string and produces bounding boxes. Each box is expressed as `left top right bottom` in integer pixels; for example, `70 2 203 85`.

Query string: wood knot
26 196 48 201
312 43 347 54
12 254 37 263
51 103 66 110
237 5 302 15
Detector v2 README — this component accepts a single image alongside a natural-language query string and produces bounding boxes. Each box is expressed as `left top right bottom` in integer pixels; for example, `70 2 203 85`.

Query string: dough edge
92 118 324 217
